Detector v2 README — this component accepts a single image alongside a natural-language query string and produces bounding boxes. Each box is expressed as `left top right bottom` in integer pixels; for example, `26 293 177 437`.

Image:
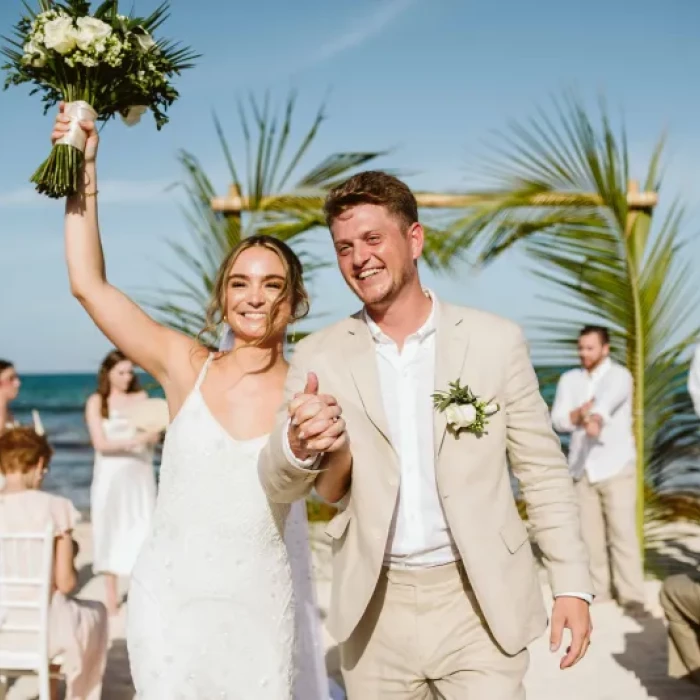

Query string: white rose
22 41 47 68
75 16 112 51
484 402 499 416
134 30 156 53
42 17 77 55
121 105 148 126
445 403 477 429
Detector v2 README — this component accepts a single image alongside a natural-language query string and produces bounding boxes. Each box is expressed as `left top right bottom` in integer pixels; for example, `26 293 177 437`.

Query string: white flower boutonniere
432 380 499 437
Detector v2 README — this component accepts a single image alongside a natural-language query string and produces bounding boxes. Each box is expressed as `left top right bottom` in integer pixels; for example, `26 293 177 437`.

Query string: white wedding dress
127 355 329 699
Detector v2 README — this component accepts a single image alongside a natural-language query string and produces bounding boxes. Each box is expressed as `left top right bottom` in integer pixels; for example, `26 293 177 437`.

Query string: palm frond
449 94 700 556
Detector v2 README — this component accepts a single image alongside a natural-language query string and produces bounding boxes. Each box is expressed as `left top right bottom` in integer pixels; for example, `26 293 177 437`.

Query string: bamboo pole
211 187 658 215
222 183 242 222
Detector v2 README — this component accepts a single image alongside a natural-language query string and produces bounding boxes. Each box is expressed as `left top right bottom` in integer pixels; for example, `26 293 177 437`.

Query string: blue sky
1 0 699 372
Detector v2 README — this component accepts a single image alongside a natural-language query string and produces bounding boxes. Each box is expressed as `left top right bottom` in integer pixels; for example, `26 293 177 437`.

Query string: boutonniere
432 380 500 437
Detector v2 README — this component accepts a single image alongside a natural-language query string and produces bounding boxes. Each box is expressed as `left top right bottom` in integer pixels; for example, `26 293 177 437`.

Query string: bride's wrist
79 162 98 192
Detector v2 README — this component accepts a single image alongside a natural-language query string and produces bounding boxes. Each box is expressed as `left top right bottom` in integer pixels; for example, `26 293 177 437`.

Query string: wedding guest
0 360 22 491
0 427 108 700
86 350 158 616
658 345 700 683
659 573 700 685
0 359 21 434
551 325 646 615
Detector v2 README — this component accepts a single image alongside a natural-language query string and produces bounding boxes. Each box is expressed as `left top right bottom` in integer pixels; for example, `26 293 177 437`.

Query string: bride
52 105 347 699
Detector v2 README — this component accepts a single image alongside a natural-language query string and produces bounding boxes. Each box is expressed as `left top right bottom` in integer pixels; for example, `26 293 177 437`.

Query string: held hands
550 596 592 669
288 372 348 461
51 102 99 163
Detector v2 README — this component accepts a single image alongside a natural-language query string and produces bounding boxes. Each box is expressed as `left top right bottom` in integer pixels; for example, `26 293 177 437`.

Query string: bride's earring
218 319 234 352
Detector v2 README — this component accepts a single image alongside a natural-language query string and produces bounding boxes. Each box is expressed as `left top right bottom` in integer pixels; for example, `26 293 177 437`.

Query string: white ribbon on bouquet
56 100 98 152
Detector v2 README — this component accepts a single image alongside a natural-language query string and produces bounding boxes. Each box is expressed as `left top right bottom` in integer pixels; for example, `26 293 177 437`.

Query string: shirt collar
586 356 612 381
363 289 438 345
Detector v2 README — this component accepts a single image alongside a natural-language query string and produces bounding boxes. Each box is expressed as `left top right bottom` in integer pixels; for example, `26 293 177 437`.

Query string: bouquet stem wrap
30 100 98 199
57 101 97 151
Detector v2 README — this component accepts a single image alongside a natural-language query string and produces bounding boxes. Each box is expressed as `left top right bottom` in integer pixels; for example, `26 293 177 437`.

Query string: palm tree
446 96 700 553
148 91 389 343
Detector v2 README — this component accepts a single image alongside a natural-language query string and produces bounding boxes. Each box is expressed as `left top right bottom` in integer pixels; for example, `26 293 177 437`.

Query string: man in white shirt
259 171 592 698
551 326 646 614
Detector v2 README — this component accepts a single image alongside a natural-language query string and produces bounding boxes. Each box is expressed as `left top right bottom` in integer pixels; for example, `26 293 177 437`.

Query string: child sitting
0 427 108 700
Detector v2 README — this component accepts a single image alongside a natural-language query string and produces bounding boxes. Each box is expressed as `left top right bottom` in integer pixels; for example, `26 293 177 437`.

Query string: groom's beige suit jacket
259 301 591 655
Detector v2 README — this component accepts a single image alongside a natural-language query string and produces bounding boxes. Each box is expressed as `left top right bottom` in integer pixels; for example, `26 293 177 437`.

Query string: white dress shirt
363 297 460 568
688 345 700 417
551 358 636 483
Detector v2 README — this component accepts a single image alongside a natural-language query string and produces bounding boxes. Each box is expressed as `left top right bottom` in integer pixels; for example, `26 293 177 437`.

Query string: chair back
0 524 54 672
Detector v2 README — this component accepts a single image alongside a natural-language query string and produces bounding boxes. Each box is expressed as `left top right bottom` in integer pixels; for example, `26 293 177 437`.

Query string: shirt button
388 476 398 486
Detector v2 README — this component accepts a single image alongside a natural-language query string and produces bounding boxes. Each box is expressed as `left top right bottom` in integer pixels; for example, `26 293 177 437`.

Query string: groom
259 171 593 698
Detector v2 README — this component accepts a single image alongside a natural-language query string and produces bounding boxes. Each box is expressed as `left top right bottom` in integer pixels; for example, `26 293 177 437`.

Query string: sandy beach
4 519 700 700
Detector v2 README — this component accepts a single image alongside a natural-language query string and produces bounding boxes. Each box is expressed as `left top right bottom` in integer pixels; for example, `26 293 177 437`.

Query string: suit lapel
346 317 394 448
434 304 471 459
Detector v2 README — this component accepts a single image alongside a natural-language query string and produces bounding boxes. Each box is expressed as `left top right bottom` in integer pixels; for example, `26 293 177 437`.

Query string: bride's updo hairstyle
203 235 309 347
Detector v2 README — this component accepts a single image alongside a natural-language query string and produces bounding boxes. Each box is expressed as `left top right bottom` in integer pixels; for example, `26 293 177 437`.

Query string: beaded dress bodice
126 358 295 699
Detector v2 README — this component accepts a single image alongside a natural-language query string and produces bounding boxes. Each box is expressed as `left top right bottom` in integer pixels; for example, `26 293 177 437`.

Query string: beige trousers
340 562 528 699
659 573 700 685
575 466 645 604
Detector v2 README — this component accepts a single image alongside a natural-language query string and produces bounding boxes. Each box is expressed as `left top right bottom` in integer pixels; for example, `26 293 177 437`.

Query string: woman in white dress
85 349 159 615
52 105 347 698
0 360 22 491
0 359 21 434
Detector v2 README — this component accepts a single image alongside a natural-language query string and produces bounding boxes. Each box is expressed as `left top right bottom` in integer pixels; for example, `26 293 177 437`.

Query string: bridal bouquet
1 1 197 198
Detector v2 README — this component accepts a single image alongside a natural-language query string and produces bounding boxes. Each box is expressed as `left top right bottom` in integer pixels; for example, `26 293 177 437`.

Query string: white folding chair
0 524 64 700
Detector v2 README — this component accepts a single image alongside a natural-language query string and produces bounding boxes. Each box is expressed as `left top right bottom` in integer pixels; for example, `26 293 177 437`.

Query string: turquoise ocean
11 372 164 514
10 369 698 516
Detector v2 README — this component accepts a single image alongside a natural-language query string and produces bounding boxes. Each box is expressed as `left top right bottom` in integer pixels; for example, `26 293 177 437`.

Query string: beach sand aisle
4 521 699 699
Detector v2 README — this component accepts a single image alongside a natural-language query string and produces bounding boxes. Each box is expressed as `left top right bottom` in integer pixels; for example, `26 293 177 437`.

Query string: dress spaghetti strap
194 353 214 391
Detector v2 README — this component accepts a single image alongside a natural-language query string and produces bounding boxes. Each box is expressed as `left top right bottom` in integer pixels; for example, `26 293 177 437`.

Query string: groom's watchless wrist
556 592 593 604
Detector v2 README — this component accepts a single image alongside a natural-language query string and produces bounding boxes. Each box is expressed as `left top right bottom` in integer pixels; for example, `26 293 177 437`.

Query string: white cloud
0 179 173 208
0 187 51 208
301 0 418 69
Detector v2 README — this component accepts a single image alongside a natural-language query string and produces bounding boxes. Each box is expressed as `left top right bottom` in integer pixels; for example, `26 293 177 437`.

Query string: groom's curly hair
323 171 419 231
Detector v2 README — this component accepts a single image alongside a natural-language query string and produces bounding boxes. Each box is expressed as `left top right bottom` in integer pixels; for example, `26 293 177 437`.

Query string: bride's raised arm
56 105 196 389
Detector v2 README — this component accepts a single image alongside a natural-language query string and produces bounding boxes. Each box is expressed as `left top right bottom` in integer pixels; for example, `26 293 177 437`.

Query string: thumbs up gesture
287 372 348 461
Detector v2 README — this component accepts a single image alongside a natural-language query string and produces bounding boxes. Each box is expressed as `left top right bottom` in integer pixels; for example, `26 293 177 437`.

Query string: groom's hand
288 373 346 460
550 596 592 669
